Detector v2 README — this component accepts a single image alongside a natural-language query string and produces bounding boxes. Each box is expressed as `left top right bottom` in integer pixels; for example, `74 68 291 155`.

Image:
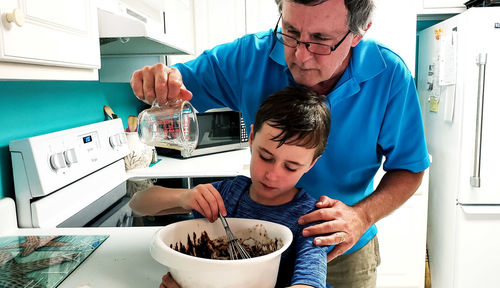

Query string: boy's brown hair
253 85 331 160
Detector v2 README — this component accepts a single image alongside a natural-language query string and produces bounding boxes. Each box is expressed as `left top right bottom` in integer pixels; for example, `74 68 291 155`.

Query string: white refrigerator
417 7 500 288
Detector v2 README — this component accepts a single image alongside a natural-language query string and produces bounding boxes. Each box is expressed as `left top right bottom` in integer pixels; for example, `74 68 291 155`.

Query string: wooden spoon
104 105 118 119
128 116 138 132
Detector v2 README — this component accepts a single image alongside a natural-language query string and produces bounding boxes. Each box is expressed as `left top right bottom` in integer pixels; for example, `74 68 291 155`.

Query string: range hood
97 8 191 56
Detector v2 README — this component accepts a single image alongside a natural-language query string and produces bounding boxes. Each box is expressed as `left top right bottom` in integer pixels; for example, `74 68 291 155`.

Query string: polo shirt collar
270 40 287 70
350 39 386 83
328 39 387 104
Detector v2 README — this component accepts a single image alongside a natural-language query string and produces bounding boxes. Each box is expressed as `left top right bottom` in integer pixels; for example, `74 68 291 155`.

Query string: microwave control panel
240 114 248 142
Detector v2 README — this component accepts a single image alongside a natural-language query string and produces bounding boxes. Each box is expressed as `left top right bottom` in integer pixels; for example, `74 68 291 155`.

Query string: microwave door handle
470 53 487 188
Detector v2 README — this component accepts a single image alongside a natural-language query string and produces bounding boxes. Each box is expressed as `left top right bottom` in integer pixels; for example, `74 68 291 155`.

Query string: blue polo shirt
174 29 430 254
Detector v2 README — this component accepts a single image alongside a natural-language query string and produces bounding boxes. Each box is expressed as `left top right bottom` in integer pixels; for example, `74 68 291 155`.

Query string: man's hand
181 184 227 223
298 196 370 262
299 170 424 262
130 63 192 106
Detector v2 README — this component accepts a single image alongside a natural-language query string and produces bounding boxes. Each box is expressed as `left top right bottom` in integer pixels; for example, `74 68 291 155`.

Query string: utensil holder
124 132 153 171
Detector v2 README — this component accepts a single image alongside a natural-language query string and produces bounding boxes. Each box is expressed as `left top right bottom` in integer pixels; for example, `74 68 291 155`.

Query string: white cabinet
163 0 195 56
418 0 466 18
0 0 100 80
422 0 466 8
375 167 430 288
168 0 279 65
193 0 246 54
168 0 246 65
245 0 280 34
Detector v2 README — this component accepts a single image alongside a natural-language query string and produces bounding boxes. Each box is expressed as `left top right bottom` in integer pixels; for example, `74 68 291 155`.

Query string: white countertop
0 149 252 288
0 198 167 288
3 226 167 288
127 148 251 179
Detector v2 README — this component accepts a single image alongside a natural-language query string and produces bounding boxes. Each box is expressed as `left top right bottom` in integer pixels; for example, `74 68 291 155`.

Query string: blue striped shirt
192 176 327 288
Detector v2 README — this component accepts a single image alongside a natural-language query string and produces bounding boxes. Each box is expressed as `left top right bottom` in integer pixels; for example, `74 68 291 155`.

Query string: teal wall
0 81 146 199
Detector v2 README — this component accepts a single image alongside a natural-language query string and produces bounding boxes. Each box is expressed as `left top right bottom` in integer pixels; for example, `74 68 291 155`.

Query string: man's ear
351 22 372 47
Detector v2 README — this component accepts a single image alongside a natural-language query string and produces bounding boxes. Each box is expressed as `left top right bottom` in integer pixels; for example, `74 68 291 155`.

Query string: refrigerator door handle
461 205 500 215
470 53 487 188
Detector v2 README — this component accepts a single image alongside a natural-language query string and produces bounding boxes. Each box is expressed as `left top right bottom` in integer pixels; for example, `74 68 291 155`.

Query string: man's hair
253 86 331 160
275 0 375 35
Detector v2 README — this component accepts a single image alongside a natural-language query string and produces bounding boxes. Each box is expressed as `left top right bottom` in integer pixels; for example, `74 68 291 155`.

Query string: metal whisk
218 213 251 260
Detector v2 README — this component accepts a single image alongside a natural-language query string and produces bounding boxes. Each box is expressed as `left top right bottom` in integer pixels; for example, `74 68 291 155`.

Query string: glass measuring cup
137 100 199 157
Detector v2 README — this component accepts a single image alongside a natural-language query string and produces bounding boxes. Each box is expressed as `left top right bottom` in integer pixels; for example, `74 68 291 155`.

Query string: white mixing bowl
150 217 293 288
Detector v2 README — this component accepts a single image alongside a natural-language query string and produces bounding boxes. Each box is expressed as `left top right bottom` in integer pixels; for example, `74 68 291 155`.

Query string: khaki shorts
326 236 381 288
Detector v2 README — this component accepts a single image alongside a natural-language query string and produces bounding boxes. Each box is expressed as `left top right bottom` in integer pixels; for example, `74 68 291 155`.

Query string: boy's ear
306 155 321 172
249 124 255 146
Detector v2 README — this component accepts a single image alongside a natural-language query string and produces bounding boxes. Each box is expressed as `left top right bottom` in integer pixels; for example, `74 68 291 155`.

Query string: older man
130 1 429 286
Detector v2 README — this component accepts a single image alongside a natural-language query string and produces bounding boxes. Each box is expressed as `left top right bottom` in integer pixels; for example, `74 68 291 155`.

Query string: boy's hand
159 272 180 288
181 184 227 222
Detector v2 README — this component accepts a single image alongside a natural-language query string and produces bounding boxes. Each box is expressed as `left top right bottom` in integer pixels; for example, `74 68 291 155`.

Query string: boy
130 85 331 288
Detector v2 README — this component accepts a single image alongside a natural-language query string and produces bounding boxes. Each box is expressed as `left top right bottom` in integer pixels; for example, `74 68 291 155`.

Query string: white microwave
155 108 249 158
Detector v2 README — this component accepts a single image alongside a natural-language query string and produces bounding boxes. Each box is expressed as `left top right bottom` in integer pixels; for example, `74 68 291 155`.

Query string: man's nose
294 42 313 61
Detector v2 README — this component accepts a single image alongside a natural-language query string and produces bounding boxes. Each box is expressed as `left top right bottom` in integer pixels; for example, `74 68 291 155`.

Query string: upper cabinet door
163 0 195 56
418 0 466 16
193 0 246 52
245 0 279 34
422 0 465 9
0 0 100 70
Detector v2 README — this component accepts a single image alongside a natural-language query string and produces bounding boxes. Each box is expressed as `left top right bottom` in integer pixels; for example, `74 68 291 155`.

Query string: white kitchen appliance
417 7 500 288
9 119 130 228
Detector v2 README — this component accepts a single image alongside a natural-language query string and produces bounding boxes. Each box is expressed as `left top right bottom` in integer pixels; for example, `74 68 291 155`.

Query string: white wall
364 0 417 75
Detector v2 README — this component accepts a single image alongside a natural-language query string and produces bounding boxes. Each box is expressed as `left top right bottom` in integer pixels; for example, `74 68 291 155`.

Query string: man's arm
353 169 424 234
299 169 424 261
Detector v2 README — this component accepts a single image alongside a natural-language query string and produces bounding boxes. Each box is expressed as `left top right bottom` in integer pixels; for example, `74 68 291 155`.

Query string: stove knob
115 133 124 147
50 152 67 170
118 132 127 145
109 134 119 148
64 148 78 166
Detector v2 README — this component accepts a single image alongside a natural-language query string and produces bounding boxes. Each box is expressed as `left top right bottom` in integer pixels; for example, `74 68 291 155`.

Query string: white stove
9 119 130 228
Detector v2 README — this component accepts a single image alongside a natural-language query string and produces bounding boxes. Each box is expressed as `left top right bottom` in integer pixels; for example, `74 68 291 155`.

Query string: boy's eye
259 153 272 162
285 165 298 172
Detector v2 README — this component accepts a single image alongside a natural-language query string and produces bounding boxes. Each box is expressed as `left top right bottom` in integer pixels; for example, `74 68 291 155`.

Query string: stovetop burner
65 178 195 228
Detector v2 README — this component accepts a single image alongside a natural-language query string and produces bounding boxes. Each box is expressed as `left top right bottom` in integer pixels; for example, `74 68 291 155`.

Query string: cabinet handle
470 53 487 188
5 8 25 27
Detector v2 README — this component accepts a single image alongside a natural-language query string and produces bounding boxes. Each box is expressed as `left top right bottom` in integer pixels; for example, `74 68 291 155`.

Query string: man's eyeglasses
273 14 350 56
